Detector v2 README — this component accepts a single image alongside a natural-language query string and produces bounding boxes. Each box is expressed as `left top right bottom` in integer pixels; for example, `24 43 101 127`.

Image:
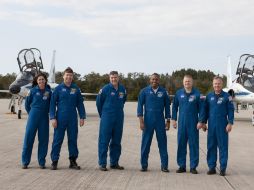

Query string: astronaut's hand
140 120 145 131
226 124 233 133
80 119 85 127
51 119 57 128
197 122 203 130
165 121 170 131
202 124 207 132
171 120 177 129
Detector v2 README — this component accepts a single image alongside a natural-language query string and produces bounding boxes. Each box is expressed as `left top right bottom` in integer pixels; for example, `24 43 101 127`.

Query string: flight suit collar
35 85 46 93
149 85 161 92
61 82 74 89
213 90 224 97
109 83 119 91
183 88 194 96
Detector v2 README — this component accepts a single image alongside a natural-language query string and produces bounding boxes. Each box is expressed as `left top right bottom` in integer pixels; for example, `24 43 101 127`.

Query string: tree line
0 69 226 100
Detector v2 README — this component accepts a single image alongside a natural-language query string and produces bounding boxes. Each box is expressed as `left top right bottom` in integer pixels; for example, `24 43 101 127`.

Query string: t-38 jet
0 48 96 119
0 48 47 118
224 54 254 111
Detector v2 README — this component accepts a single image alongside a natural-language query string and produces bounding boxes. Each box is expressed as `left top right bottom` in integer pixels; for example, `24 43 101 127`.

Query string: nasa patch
70 88 76 94
119 92 124 99
43 91 49 100
44 91 49 97
157 92 163 98
217 97 224 104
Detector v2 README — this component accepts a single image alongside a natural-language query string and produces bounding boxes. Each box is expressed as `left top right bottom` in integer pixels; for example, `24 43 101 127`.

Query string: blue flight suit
137 85 171 169
50 82 86 161
96 83 127 167
22 85 51 167
203 91 234 171
172 88 203 170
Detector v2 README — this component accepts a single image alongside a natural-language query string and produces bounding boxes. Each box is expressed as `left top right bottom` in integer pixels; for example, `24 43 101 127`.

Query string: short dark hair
64 67 74 74
109 71 118 75
213 76 223 82
32 72 48 87
184 74 193 79
151 73 160 78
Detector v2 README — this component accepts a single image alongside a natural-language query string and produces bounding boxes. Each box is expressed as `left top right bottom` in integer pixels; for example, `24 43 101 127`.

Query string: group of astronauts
21 67 234 177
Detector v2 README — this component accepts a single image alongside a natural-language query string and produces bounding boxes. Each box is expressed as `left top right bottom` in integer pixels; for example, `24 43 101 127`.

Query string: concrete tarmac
0 99 253 190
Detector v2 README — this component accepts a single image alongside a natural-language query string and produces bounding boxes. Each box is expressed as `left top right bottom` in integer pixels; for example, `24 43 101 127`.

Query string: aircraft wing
0 90 9 93
81 92 98 96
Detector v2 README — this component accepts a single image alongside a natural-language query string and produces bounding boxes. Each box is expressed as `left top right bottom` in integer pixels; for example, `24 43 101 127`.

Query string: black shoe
110 164 124 170
176 167 186 173
51 161 58 170
161 167 169 173
190 168 198 174
40 165 46 169
99 165 108 171
22 165 28 169
140 167 147 172
220 170 226 176
69 158 81 170
207 168 216 175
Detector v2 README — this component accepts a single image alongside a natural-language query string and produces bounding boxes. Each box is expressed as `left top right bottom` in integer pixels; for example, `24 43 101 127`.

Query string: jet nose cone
9 85 21 94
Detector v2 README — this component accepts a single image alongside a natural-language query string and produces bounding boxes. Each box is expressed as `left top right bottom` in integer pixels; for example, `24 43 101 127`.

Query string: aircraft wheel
11 105 16 114
18 110 21 119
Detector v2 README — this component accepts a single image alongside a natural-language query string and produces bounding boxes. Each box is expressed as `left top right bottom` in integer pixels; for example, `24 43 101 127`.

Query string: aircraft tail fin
227 55 232 88
48 50 56 83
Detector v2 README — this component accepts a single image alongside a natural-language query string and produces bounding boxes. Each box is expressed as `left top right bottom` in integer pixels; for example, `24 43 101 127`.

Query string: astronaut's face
63 72 73 86
110 74 119 87
150 75 160 89
183 77 193 90
213 78 223 94
37 76 46 89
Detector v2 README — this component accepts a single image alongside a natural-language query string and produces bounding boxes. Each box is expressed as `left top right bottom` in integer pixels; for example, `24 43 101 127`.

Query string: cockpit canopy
17 48 43 73
236 54 254 93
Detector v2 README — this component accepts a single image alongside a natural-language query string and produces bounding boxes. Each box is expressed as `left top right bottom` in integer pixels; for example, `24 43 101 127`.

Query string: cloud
1 0 254 47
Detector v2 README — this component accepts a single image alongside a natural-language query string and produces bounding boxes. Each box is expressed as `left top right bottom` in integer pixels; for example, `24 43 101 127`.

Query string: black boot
99 165 108 171
110 164 124 170
140 167 147 172
69 157 81 170
207 168 216 175
51 161 58 170
190 168 198 174
176 167 186 173
220 169 226 176
161 167 170 173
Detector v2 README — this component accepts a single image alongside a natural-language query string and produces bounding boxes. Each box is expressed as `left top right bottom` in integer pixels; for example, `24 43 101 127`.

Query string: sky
0 0 254 77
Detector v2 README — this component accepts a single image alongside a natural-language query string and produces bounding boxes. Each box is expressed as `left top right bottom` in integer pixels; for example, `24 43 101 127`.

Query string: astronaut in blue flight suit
50 67 86 170
137 73 171 172
172 75 204 174
96 71 127 171
22 73 51 169
202 76 234 176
